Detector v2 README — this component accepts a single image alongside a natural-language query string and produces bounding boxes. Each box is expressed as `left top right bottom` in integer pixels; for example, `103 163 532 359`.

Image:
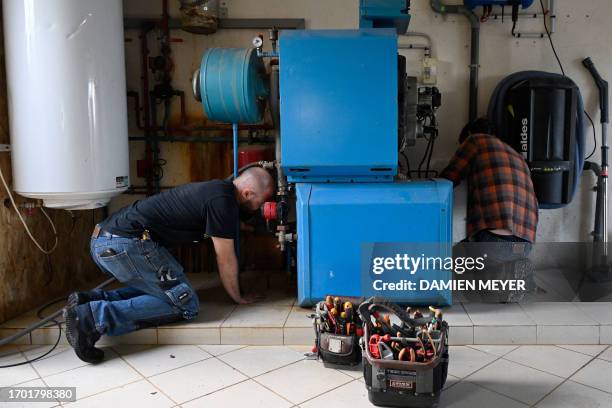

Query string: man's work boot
63 304 104 364
66 291 105 309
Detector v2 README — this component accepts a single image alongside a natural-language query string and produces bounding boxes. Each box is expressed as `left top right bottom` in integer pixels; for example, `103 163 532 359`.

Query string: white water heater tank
3 0 129 209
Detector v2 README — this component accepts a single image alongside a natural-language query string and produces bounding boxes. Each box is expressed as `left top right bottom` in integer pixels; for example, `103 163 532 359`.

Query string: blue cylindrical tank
198 47 268 124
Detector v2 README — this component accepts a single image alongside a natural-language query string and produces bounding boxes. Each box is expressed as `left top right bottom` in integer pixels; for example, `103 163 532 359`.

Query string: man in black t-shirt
63 167 275 363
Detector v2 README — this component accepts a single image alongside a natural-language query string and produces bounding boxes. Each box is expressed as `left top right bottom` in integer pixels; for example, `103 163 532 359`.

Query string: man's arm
211 236 252 304
439 136 479 186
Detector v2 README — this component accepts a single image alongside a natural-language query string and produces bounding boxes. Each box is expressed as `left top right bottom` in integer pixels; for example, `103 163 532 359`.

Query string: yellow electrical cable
0 165 58 254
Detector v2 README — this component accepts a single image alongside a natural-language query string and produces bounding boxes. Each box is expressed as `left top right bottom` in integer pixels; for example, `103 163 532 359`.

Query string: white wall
121 0 612 244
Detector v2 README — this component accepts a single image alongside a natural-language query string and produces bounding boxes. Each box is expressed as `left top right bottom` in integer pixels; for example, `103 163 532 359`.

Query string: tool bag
358 298 449 408
317 332 361 366
312 297 364 366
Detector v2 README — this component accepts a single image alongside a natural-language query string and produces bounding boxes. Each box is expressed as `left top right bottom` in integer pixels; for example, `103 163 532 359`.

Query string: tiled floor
1 344 611 407
2 272 611 347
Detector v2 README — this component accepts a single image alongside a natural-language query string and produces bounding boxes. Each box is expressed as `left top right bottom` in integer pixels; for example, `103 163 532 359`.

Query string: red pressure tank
238 145 274 169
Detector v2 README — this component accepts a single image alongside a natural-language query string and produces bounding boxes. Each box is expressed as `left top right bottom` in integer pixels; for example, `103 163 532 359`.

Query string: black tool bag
317 332 361 366
358 298 449 408
313 299 362 366
363 349 449 408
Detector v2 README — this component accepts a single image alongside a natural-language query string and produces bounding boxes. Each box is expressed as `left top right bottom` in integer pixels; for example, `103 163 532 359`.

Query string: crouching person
63 167 274 363
442 119 539 302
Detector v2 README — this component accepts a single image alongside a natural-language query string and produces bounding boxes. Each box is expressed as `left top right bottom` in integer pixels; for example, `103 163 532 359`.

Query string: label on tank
116 176 128 188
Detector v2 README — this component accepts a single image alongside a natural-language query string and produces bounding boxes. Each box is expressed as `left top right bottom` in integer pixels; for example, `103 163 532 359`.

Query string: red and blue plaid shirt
440 134 538 242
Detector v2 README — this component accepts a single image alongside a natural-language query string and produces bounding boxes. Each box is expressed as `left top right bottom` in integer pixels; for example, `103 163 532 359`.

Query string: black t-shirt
102 180 239 247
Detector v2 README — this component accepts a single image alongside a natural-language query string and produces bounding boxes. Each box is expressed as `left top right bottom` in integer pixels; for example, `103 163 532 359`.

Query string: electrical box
359 0 411 33
279 29 399 183
296 180 453 306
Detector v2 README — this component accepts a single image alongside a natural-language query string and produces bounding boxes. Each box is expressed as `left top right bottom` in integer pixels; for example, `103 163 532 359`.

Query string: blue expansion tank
197 47 268 124
296 180 453 306
279 29 398 183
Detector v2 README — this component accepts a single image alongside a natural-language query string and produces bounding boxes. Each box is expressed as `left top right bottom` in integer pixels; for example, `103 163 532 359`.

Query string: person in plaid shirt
440 118 538 249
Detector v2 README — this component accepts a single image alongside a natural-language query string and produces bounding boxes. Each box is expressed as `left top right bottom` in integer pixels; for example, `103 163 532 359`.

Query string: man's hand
211 237 243 304
237 293 266 305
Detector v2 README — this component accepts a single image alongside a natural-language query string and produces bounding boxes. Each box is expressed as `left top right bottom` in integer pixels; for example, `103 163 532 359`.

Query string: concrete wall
120 0 612 245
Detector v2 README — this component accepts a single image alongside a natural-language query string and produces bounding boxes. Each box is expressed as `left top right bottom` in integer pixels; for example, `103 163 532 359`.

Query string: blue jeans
89 235 199 336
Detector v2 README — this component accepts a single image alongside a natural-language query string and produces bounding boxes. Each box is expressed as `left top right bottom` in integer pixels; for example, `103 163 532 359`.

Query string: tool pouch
358 297 449 408
313 299 363 366
317 332 361 366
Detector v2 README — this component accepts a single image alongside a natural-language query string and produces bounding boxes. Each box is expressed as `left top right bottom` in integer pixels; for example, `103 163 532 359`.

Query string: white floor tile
557 345 608 357
300 380 373 408
537 325 599 345
520 303 597 325
468 345 518 357
575 303 612 325
0 344 24 358
43 350 142 400
286 345 311 353
570 358 612 393
503 346 592 378
601 326 612 344
463 303 535 326
182 379 292 408
439 381 528 408
30 328 68 346
21 345 88 378
536 380 612 408
97 329 158 346
113 345 212 377
221 327 284 345
466 358 565 405
196 345 246 356
0 346 40 387
255 359 353 404
2 378 60 408
284 307 313 328
217 346 304 377
222 305 292 328
0 308 60 329
474 326 537 344
64 379 174 408
598 346 612 362
166 302 235 328
148 357 247 404
284 327 314 345
157 328 220 345
447 346 498 379
444 374 461 390
448 326 474 345
336 362 364 380
444 304 473 326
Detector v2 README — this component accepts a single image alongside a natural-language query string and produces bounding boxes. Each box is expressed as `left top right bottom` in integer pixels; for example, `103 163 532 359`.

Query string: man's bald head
233 167 275 212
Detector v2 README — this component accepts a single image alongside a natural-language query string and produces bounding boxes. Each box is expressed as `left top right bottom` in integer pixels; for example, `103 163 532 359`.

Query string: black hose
0 277 116 348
